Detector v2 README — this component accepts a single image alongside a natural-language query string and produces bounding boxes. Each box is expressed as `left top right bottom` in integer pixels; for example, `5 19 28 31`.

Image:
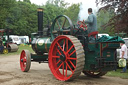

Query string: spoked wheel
48 35 85 81
3 48 8 54
51 15 74 39
20 50 31 72
83 70 107 78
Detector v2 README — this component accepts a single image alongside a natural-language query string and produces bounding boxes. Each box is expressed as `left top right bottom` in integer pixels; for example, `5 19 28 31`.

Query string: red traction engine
20 8 122 81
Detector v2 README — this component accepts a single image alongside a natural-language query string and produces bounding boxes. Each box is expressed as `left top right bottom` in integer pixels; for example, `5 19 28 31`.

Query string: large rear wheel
48 35 85 81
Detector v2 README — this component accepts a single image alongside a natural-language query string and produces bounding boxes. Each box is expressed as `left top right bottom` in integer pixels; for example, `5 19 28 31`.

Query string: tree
43 0 68 26
0 0 16 29
96 0 128 34
97 9 115 35
23 0 31 4
7 1 38 36
64 4 80 24
0 0 81 36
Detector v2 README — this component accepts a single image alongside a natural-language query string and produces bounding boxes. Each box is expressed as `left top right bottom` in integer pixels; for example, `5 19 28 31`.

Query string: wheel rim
3 49 8 54
20 50 27 71
49 35 85 81
83 70 107 77
86 71 101 76
51 15 74 40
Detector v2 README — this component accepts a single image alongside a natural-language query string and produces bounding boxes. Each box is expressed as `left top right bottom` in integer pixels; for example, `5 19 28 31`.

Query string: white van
19 36 29 44
98 33 109 38
4 35 21 45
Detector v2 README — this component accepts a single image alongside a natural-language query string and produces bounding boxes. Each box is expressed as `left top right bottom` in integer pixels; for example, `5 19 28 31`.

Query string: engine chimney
37 8 44 36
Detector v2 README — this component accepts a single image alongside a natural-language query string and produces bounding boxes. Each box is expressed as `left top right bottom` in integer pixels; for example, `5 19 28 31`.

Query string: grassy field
0 45 34 56
1 45 128 79
106 69 128 79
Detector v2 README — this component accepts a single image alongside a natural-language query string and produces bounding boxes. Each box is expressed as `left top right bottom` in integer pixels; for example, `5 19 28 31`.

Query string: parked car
98 33 109 38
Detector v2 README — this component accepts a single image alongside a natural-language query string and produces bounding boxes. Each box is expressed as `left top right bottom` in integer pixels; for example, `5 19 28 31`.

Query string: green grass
1 45 34 56
106 69 128 79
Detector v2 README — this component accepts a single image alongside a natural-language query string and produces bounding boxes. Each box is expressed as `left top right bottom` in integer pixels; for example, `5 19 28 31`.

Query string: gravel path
0 54 128 85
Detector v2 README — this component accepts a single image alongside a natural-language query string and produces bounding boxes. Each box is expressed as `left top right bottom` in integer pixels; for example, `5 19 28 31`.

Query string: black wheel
83 71 107 78
51 15 74 39
20 50 31 72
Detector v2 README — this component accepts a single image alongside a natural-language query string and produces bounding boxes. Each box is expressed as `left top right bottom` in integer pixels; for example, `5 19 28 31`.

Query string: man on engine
84 8 97 43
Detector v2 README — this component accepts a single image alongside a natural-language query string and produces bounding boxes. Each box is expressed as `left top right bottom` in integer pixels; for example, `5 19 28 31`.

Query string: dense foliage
1 0 127 36
0 0 80 36
96 0 128 34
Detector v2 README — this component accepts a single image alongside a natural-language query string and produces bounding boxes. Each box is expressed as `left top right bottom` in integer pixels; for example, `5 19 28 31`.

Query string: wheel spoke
69 60 76 68
66 45 74 54
65 64 67 77
56 19 61 30
56 62 64 71
57 42 64 52
67 57 77 60
66 62 73 73
56 60 61 65
66 39 68 51
52 56 60 58
57 49 61 55
62 62 64 76
63 40 65 51
62 18 66 28
69 50 76 57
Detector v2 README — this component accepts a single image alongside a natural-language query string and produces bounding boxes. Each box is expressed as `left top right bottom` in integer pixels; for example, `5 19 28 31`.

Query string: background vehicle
19 36 29 44
0 29 18 54
98 33 109 38
4 35 21 45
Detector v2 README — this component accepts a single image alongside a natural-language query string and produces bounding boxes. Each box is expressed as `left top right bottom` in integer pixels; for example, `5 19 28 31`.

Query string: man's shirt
120 44 128 59
85 13 97 34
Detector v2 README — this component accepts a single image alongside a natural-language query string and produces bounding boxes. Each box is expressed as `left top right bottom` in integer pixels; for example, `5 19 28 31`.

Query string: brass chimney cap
37 8 44 12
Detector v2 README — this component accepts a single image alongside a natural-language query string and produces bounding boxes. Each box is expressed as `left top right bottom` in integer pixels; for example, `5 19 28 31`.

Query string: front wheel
20 50 31 72
3 48 8 54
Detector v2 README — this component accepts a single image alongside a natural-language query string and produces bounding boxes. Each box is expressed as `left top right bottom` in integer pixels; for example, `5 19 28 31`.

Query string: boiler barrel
32 37 52 53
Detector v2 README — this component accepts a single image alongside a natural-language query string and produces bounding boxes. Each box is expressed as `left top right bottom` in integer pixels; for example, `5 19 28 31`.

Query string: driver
84 8 97 43
84 8 97 34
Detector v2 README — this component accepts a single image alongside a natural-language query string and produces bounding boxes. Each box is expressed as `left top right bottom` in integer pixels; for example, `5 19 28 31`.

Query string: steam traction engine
0 29 18 54
20 8 122 81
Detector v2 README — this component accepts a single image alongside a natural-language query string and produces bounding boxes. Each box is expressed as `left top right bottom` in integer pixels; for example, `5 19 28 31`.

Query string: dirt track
0 54 128 85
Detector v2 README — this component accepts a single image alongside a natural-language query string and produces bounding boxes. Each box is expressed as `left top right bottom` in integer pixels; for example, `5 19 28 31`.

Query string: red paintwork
48 35 77 81
20 50 27 71
77 21 87 31
88 31 99 38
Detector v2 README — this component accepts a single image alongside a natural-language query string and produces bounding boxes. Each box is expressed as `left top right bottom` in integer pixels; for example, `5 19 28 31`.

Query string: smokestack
37 8 44 36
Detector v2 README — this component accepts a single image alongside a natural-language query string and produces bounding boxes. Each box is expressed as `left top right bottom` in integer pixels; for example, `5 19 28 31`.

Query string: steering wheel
77 21 87 31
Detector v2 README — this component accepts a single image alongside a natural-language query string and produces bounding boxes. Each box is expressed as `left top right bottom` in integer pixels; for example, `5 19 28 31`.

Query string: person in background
120 42 128 73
